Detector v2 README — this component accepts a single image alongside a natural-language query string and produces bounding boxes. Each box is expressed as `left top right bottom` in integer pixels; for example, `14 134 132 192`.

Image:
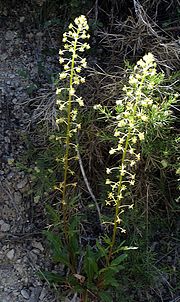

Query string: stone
6 249 15 260
1 222 10 232
21 289 30 299
14 191 22 203
17 177 28 189
31 240 44 252
29 287 41 302
39 287 46 300
5 30 17 41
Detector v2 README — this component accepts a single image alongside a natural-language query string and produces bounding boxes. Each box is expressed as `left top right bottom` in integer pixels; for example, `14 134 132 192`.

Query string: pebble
14 191 22 203
39 287 46 300
6 249 15 260
29 287 41 302
5 30 17 41
17 177 28 189
20 289 30 299
1 222 10 232
32 240 44 252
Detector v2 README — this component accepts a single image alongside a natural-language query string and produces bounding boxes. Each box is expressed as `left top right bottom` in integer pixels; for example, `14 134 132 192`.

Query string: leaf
43 230 69 265
45 204 61 225
111 254 127 266
38 271 65 284
103 270 119 288
84 245 98 283
99 291 113 302
96 240 108 260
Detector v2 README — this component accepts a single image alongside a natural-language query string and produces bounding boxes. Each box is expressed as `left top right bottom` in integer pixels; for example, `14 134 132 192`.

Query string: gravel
0 4 59 302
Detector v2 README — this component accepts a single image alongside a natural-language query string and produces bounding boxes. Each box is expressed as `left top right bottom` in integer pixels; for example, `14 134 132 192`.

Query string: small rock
7 172 14 179
5 137 10 143
6 249 15 260
5 30 17 41
1 222 10 232
17 177 28 189
21 289 30 299
9 74 15 79
20 16 25 23
32 240 44 252
0 53 8 61
29 287 41 302
39 287 46 300
12 98 17 104
29 251 38 262
14 191 22 203
31 248 40 255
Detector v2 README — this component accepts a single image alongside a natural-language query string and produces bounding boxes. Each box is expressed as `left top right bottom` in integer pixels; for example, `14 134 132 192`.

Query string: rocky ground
0 4 59 302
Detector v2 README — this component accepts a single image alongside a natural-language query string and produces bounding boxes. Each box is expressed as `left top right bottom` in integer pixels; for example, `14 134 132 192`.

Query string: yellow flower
106 179 111 185
141 115 148 121
69 88 75 95
130 160 136 167
138 132 144 141
80 77 85 83
76 67 82 73
59 57 64 64
136 153 141 161
60 72 67 80
109 148 116 155
77 97 84 106
106 168 111 174
59 49 63 55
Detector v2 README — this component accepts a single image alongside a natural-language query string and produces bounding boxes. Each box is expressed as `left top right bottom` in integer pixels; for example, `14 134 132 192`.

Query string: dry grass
98 0 180 72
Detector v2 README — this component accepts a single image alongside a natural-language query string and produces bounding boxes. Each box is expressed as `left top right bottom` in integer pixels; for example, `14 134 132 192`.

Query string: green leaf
38 271 65 284
45 204 61 225
99 291 113 302
111 254 127 266
43 230 69 265
103 270 119 287
96 240 108 260
84 245 98 283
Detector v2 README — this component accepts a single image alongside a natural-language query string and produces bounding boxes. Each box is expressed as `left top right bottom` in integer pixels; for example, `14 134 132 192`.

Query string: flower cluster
105 53 159 217
56 15 90 137
57 15 90 85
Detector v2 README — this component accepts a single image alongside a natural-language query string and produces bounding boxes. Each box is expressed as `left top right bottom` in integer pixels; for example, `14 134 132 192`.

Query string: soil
0 3 59 302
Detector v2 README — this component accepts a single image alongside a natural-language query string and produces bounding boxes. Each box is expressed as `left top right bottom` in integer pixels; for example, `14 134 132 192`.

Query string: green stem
107 127 131 263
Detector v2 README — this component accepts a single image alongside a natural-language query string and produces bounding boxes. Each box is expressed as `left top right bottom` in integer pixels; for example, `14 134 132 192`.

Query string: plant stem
61 31 79 271
107 128 131 263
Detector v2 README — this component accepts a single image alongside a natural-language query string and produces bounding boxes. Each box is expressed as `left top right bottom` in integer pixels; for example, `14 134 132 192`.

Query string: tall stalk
61 32 79 244
103 54 158 263
56 15 90 271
